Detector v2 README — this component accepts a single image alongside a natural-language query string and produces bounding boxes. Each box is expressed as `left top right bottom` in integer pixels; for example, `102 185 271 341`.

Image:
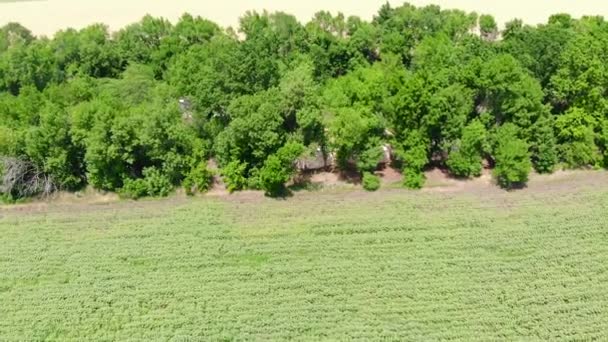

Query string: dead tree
0 157 56 199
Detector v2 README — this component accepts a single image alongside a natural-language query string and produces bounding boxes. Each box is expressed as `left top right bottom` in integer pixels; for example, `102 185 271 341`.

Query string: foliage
4 176 608 339
493 124 532 188
258 142 305 196
1 3 608 199
120 167 173 199
400 131 429 189
221 161 248 193
447 120 487 178
362 172 381 191
183 162 214 196
554 107 600 168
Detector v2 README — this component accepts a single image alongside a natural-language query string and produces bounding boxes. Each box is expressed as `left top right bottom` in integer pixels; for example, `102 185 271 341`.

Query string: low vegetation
1 173 607 339
1 3 608 201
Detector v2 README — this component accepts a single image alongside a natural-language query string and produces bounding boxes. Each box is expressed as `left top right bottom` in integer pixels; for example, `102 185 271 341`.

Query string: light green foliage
221 160 248 193
530 114 558 173
259 141 305 196
24 103 83 190
479 14 498 40
141 167 173 197
447 120 487 178
400 131 429 189
555 107 600 168
329 107 382 169
167 35 241 121
120 168 173 199
362 172 380 191
183 162 214 196
3 178 607 339
479 54 547 130
2 2 608 200
493 124 532 188
119 178 148 199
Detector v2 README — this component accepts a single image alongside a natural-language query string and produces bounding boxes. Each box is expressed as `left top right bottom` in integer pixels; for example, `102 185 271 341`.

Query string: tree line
1 3 607 200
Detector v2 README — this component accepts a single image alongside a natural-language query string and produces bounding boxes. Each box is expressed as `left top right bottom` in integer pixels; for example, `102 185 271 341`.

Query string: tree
493 124 532 189
554 107 600 168
0 22 34 52
25 103 84 190
479 14 498 41
530 114 558 173
400 130 429 189
258 142 304 196
114 15 172 69
447 120 488 178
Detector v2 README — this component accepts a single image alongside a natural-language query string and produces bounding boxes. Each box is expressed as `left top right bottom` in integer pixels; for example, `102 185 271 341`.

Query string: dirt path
1 168 606 214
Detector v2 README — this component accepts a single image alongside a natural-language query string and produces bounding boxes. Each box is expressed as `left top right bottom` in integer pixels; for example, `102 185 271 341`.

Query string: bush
120 178 148 199
183 162 214 196
403 168 425 189
221 161 248 193
143 168 172 197
120 168 172 199
259 155 289 196
357 144 383 173
362 172 380 191
258 142 305 197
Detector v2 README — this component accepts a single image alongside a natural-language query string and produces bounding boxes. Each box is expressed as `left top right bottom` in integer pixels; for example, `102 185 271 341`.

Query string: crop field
1 171 608 340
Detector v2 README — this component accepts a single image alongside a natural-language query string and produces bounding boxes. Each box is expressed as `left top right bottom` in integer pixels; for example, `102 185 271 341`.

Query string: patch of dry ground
2 169 606 214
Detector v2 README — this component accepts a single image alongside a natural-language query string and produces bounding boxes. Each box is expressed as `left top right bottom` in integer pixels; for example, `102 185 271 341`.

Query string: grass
1 173 608 340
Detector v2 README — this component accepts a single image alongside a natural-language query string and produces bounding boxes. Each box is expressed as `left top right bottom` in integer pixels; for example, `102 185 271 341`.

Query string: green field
1 172 608 340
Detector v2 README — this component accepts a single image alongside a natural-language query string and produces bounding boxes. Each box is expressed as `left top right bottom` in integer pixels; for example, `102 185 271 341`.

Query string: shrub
362 172 380 191
259 155 289 196
183 162 214 196
221 161 248 193
142 168 172 197
120 178 148 199
357 144 383 173
120 168 172 199
403 168 425 189
258 142 306 197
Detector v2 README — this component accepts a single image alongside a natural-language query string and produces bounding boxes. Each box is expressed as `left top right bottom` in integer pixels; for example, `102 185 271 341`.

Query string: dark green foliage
362 172 381 191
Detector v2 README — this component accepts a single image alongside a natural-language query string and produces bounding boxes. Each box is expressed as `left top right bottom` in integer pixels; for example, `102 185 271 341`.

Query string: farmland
1 171 607 340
